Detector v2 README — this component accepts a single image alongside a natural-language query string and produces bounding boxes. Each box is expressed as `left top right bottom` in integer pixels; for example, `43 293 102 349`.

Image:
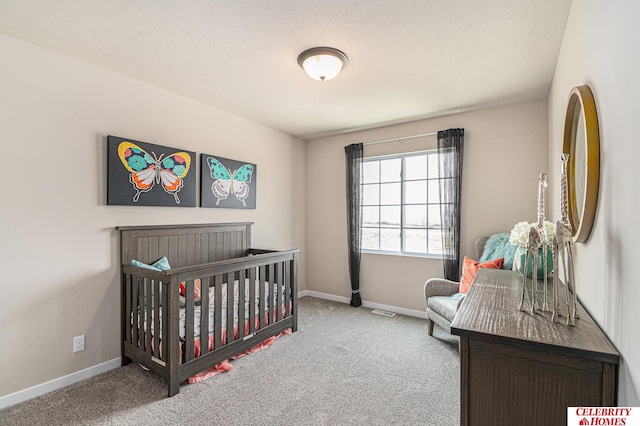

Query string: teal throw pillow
480 233 517 271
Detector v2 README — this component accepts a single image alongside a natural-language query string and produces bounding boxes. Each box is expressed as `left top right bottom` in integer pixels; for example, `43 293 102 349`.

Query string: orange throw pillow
459 256 504 294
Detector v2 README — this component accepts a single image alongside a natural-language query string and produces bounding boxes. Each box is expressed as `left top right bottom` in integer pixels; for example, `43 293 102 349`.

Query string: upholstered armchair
424 278 465 336
424 237 491 336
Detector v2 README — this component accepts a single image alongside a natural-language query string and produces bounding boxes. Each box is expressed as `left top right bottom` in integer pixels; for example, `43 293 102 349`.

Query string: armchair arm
424 278 460 300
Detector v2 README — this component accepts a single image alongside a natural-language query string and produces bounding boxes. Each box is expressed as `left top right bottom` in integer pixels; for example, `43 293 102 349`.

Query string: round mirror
562 85 600 243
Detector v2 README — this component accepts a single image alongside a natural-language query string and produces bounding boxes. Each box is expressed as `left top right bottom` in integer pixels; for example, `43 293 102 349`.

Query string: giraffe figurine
555 221 577 325
518 173 549 314
551 233 561 322
519 226 542 314
534 173 551 312
552 154 578 325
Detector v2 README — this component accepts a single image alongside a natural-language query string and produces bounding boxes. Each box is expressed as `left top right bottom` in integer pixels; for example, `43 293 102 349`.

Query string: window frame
360 149 446 258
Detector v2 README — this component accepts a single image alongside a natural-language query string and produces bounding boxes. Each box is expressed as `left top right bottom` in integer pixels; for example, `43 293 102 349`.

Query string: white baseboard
299 290 428 319
0 357 121 410
2 294 425 410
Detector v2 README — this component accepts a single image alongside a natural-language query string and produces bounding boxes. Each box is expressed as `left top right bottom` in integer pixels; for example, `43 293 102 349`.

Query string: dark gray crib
118 222 298 396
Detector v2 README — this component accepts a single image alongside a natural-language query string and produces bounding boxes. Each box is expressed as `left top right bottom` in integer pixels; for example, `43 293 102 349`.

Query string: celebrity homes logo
568 407 639 425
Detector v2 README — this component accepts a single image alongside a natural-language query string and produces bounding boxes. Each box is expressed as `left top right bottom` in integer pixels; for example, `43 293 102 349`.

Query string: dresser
451 269 619 426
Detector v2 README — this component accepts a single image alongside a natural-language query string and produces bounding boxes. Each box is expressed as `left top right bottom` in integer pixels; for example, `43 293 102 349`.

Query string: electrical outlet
73 335 85 353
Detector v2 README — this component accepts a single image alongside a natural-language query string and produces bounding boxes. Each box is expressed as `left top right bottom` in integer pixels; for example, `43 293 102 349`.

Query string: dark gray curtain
345 143 363 307
438 129 464 281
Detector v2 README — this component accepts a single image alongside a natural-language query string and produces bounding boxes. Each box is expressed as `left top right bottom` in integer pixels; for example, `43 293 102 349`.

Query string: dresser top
450 269 619 364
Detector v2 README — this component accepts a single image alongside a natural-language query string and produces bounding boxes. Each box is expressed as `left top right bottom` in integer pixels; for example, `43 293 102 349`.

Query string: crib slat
276 262 282 322
138 279 145 348
226 272 235 344
200 276 210 356
237 269 246 340
268 264 274 325
166 276 181 397
161 280 169 362
145 278 152 353
249 267 256 334
259 265 266 329
153 280 160 357
214 274 223 350
125 274 132 345
131 278 139 346
238 269 251 338
284 260 291 317
185 279 195 362
133 278 144 348
291 251 299 331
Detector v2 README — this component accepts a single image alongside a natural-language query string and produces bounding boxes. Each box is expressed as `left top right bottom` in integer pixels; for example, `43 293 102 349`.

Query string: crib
117 222 299 396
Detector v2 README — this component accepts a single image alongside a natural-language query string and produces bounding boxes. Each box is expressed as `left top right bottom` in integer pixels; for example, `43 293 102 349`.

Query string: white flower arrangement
509 221 556 248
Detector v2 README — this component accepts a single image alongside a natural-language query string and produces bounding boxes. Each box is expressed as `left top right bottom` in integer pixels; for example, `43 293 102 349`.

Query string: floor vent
371 309 396 317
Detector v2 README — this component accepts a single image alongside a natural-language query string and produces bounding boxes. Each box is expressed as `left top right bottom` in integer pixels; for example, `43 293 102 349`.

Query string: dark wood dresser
451 269 619 426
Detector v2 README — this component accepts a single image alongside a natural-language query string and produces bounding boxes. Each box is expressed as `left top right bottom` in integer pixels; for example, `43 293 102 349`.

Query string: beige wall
0 35 306 398
548 0 640 405
306 100 548 312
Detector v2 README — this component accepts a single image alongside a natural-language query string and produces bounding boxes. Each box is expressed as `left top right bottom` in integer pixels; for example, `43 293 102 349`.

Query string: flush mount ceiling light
297 47 348 81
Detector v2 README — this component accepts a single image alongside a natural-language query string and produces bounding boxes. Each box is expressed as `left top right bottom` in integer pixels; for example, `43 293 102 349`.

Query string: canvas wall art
200 154 257 209
107 135 196 207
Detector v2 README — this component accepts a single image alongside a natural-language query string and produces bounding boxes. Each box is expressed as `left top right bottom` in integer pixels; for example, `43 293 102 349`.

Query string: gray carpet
0 297 460 425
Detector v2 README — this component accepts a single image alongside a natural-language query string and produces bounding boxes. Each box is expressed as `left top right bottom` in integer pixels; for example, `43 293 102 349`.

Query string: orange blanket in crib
187 328 292 383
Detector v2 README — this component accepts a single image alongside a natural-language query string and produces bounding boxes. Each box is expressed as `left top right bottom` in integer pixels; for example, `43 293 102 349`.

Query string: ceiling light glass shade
297 47 348 81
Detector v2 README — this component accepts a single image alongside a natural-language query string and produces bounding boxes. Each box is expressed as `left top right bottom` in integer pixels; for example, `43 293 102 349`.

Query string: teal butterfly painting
200 155 256 208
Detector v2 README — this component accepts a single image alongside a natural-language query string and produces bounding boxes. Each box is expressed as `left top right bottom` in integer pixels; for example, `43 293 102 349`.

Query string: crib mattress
134 280 285 339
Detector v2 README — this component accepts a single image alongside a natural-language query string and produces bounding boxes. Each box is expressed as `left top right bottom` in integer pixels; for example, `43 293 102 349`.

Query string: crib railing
121 249 298 395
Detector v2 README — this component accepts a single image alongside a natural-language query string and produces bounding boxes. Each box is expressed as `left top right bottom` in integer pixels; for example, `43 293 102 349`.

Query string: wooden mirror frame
562 85 600 243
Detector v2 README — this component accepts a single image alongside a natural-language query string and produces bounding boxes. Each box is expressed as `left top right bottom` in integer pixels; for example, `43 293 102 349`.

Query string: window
360 150 447 256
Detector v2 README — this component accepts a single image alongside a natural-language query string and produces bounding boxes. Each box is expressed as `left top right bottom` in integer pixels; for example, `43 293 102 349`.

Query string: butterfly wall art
107 136 196 207
200 154 257 209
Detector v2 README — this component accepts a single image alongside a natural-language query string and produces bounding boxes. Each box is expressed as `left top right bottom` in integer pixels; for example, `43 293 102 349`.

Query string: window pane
380 183 400 205
380 158 401 182
362 184 379 205
380 229 400 251
362 206 379 227
362 161 380 184
359 150 444 256
405 205 427 228
405 155 427 180
427 205 442 228
428 180 440 203
380 206 400 227
404 180 427 204
428 154 439 179
428 230 444 254
405 229 427 253
361 228 379 250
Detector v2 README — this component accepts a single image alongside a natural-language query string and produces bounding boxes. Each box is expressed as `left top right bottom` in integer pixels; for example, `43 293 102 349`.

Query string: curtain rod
362 131 437 146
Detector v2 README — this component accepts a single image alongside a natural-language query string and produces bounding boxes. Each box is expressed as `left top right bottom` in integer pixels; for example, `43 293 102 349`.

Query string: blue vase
516 246 553 278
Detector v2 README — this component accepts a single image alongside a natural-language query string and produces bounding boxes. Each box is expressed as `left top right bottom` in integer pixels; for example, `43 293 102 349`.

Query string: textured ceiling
0 0 572 140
